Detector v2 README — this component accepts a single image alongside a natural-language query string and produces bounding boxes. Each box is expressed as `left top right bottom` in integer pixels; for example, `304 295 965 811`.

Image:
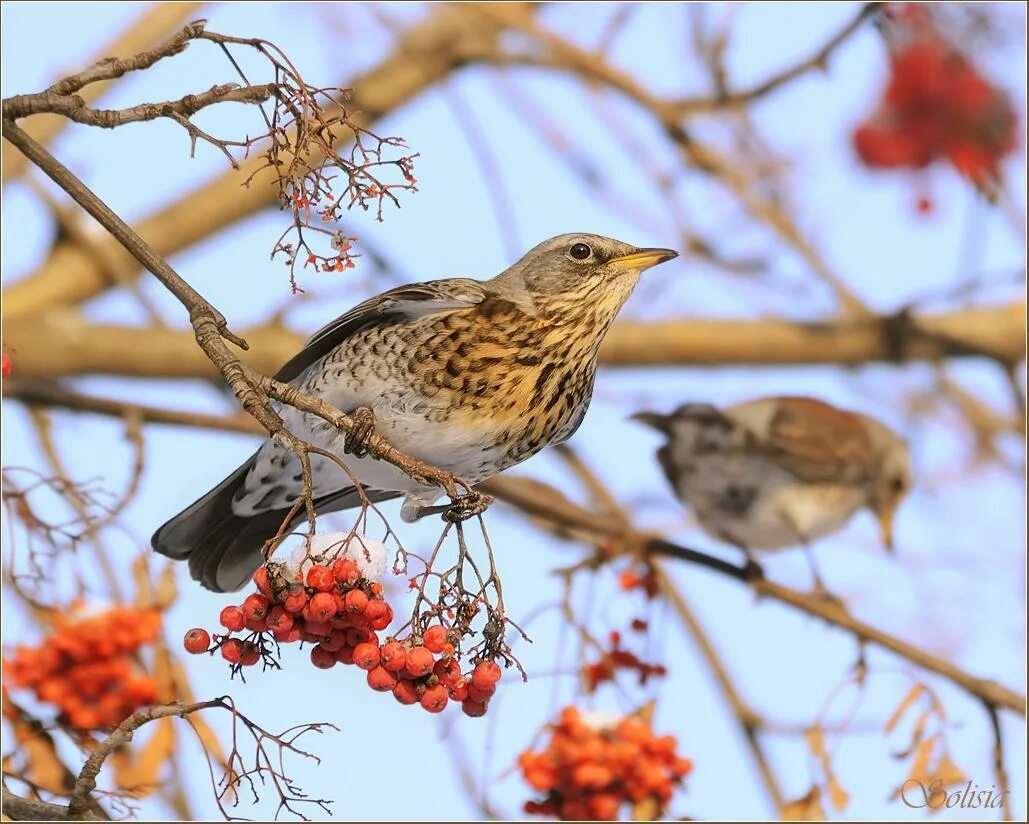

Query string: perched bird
633 396 912 584
154 233 677 591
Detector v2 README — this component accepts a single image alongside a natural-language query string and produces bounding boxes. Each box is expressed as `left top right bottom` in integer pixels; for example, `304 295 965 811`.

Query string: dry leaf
827 775 850 813
152 563 178 611
908 736 936 785
2 703 73 794
931 752 966 788
780 786 827 821
132 553 152 606
631 794 661 821
885 684 924 734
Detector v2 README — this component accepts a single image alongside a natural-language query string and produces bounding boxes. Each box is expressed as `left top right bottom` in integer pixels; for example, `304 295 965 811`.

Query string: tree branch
3 303 1022 382
479 475 1027 716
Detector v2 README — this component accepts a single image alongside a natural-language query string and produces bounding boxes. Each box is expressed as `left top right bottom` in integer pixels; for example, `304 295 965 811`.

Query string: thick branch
3 303 1022 382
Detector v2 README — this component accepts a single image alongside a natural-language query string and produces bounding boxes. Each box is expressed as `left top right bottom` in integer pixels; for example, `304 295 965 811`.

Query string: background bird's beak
876 508 895 553
609 247 679 270
631 411 672 433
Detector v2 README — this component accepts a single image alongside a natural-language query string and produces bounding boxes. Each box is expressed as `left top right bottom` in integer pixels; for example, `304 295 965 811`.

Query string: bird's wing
274 278 490 383
735 396 876 484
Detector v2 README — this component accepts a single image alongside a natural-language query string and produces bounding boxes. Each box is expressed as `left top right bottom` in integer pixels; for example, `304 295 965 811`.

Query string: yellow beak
877 509 895 554
609 247 679 270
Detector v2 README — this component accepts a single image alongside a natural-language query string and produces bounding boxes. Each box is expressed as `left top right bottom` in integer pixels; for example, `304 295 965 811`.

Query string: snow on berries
4 606 161 731
519 706 693 820
184 538 506 718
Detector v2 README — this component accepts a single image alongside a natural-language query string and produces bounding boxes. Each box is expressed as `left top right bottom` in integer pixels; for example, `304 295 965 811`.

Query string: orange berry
219 606 245 632
393 678 419 705
353 642 380 670
306 565 334 592
308 592 337 622
240 642 261 667
365 599 393 630
332 558 360 585
471 660 501 690
242 593 269 622
380 641 407 672
220 638 242 663
404 645 434 678
420 683 449 713
183 628 210 654
344 588 368 614
366 665 397 692
461 698 488 717
310 645 336 669
422 625 447 654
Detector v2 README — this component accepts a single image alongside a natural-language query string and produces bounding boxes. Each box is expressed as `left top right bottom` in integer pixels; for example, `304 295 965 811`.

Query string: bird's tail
152 455 400 592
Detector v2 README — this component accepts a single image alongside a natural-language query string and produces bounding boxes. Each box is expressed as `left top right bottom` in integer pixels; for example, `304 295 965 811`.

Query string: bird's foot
443 491 494 523
343 406 376 459
743 557 765 583
810 580 847 610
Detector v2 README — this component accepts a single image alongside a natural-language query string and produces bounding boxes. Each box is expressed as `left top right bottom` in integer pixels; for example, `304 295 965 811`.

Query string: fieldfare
154 233 677 591
633 396 912 585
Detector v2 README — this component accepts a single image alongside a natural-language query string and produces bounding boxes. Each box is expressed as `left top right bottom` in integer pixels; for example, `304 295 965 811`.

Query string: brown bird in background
633 396 912 588
153 233 677 592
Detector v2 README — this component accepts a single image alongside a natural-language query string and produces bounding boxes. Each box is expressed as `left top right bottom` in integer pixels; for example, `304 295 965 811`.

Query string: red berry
265 606 293 633
302 621 332 641
423 625 447 654
244 616 268 632
220 638 243 664
310 645 336 669
344 588 368 614
471 660 501 689
345 626 371 647
1 353 11 378
353 642 381 670
282 584 308 614
335 645 355 665
183 628 210 654
252 566 273 598
240 641 261 666
448 678 469 702
367 665 397 692
306 565 334 592
332 558 360 585
462 698 488 717
242 593 269 622
393 679 419 705
420 684 449 713
309 592 336 622
380 641 407 672
273 627 301 644
434 657 462 686
466 682 494 703
219 606 245 632
405 646 434 678
365 600 392 630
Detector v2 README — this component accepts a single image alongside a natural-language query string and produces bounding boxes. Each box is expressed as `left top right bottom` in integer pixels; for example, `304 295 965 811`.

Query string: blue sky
2 2 1026 820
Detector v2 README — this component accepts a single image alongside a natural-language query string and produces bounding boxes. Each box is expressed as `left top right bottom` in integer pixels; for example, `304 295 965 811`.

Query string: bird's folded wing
274 278 490 383
755 397 875 484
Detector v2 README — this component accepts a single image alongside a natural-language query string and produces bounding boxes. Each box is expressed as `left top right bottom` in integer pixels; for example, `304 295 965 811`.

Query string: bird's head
865 422 913 552
493 233 677 321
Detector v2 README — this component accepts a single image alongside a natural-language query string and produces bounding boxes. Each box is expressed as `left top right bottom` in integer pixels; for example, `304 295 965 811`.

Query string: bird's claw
343 406 376 459
443 491 494 523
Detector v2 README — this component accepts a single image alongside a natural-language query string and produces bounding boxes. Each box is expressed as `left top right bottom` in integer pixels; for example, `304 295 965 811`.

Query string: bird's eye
569 243 592 260
890 476 906 494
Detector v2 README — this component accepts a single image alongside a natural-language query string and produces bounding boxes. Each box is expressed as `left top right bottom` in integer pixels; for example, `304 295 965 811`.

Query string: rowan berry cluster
519 707 693 821
854 4 1016 194
582 630 667 694
184 555 504 717
4 606 161 730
